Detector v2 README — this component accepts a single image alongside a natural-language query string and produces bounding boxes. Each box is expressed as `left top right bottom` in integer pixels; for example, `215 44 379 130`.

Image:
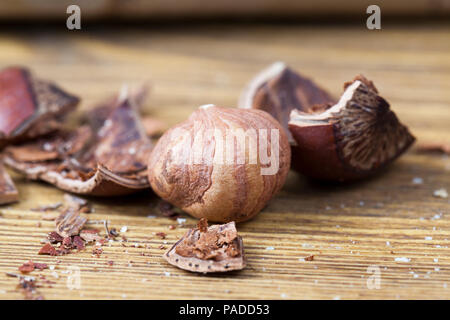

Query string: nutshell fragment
0 162 18 205
63 194 91 213
47 231 64 243
416 142 450 155
80 229 102 243
288 75 415 181
164 219 246 273
18 261 35 273
239 61 335 141
38 243 57 256
4 90 153 196
31 202 62 212
0 66 79 147
55 209 87 238
82 83 149 130
18 261 48 274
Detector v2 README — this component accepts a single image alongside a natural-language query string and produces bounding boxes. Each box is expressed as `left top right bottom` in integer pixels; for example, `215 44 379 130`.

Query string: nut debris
4 87 153 196
38 243 58 256
55 209 87 238
164 219 246 273
433 188 448 199
63 194 91 213
80 229 102 243
288 75 415 181
0 66 79 147
31 202 63 212
0 162 18 205
18 261 48 274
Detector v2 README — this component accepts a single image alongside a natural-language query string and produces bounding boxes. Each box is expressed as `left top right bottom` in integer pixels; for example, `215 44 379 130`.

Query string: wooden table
0 22 449 300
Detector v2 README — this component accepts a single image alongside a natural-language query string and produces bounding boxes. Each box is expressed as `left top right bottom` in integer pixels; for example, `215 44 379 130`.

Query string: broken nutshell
164 218 246 273
4 89 153 196
147 104 291 223
55 208 87 238
0 66 79 147
81 83 149 130
38 195 100 255
0 161 18 205
63 194 91 213
239 61 335 141
288 75 415 181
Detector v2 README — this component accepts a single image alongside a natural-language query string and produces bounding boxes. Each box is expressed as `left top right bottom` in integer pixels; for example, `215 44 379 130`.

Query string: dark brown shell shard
3 89 152 196
0 66 79 147
0 161 18 205
38 243 57 256
164 220 246 273
239 62 335 141
289 75 415 181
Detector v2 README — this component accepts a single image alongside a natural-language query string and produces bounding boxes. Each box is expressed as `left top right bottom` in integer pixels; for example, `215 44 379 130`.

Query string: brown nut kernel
147 104 291 223
239 61 335 141
288 75 415 181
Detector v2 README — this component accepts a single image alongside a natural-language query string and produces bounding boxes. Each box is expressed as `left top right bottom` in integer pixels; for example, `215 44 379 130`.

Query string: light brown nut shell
147 105 291 223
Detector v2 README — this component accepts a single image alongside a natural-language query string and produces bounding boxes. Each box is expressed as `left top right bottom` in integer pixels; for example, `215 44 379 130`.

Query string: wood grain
0 23 449 300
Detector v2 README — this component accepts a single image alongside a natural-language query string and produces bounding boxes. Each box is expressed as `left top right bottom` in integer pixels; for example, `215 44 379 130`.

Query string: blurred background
0 0 449 142
0 0 449 21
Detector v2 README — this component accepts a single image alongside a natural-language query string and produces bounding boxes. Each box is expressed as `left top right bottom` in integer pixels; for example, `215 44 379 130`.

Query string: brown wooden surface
0 23 449 300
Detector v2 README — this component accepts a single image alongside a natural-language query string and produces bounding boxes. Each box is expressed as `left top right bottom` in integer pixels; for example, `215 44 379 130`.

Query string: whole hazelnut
147 104 291 223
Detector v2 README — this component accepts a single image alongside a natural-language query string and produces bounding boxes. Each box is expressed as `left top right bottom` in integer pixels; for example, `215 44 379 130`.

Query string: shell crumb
433 188 448 198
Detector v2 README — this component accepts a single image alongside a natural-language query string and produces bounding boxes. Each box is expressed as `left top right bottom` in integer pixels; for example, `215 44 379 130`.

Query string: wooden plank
0 23 449 300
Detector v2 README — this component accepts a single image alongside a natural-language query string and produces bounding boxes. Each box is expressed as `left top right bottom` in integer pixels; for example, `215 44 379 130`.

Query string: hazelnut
239 61 335 142
288 75 415 181
147 104 291 223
